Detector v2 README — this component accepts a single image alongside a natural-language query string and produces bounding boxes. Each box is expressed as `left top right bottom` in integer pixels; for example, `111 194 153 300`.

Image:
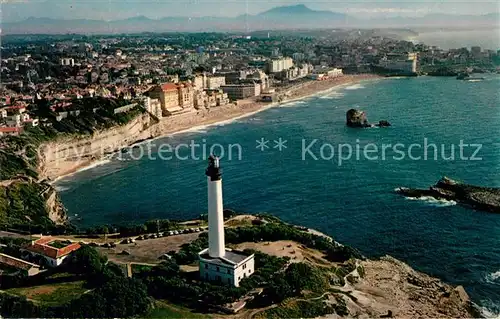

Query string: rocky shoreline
396 176 500 213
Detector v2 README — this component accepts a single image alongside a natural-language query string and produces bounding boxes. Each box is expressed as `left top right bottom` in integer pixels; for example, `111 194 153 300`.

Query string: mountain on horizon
259 4 338 16
2 4 499 35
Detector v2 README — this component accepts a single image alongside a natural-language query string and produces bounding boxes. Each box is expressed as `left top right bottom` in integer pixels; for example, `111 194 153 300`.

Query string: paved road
0 231 31 239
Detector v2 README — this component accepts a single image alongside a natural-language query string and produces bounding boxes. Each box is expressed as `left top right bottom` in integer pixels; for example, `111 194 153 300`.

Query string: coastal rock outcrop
346 109 391 128
353 256 476 318
44 185 69 225
395 176 500 213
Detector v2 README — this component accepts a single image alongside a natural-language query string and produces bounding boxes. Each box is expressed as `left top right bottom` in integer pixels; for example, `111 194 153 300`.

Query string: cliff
39 113 153 180
44 186 68 225
349 256 475 318
0 178 67 230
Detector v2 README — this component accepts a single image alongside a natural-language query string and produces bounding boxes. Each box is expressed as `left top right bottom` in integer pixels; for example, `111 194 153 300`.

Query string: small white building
199 156 255 287
60 58 75 67
199 248 254 287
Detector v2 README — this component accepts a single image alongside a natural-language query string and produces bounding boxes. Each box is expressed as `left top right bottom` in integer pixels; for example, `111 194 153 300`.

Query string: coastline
48 74 381 183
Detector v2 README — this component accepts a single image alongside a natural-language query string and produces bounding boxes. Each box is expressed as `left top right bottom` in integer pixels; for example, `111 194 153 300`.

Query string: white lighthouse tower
206 155 225 258
199 156 255 287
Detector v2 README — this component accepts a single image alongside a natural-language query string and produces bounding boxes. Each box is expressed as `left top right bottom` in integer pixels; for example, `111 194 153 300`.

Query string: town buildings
220 83 259 100
267 57 294 73
60 58 75 67
194 74 227 90
378 52 418 74
148 82 195 116
0 31 498 141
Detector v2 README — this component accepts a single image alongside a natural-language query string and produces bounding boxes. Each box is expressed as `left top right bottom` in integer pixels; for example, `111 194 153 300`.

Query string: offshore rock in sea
377 120 391 127
395 176 500 213
346 109 391 128
346 109 369 127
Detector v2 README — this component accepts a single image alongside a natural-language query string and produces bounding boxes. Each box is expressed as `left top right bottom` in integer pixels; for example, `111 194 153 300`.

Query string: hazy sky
1 0 499 22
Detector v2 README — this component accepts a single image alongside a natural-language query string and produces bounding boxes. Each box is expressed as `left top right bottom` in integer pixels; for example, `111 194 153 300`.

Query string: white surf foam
185 128 208 134
486 270 500 284
405 196 457 207
479 303 500 319
168 123 215 136
344 84 365 90
319 91 345 99
279 100 306 108
75 159 112 173
54 185 71 192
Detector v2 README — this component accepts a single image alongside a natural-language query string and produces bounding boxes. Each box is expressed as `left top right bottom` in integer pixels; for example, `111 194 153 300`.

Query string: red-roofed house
25 237 81 267
0 253 40 276
149 82 194 116
0 127 23 136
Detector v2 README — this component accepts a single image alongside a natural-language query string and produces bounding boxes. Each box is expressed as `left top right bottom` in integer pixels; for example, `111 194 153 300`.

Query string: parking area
97 232 202 264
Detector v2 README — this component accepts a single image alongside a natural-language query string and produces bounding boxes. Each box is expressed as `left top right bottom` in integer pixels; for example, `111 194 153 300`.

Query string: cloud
347 7 429 14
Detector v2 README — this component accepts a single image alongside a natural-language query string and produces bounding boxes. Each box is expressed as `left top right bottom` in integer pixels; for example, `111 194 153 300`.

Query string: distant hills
2 4 499 34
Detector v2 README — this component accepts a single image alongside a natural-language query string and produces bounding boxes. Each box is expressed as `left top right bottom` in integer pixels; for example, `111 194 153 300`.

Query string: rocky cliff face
39 113 153 180
38 105 250 180
44 187 68 225
346 256 476 318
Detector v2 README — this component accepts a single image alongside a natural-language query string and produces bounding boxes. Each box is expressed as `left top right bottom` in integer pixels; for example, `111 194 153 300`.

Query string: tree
67 245 107 276
63 277 150 318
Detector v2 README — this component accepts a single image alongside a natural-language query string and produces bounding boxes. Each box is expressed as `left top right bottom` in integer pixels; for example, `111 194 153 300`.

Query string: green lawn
146 300 209 319
5 280 88 305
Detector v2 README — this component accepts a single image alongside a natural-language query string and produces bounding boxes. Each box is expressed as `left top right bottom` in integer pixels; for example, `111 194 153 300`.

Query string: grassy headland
0 214 476 318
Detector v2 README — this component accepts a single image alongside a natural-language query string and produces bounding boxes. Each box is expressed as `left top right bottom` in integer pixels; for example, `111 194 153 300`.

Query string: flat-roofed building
207 76 226 89
268 57 294 73
220 84 258 100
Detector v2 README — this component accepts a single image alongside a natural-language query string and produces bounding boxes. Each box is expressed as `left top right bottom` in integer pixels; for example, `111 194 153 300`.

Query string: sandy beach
160 74 381 136
47 74 381 181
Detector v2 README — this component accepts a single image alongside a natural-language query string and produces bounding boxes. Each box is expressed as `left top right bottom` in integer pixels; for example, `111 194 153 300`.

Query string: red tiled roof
5 105 26 110
27 237 81 259
0 127 22 133
27 244 59 259
0 253 39 270
160 83 179 91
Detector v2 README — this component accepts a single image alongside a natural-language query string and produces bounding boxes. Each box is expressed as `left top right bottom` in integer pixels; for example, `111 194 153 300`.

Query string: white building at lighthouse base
199 248 254 287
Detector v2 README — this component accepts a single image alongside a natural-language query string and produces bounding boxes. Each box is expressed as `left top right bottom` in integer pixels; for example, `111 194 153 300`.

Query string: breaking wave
54 185 71 192
479 302 500 319
279 100 306 108
486 270 500 284
76 159 112 173
319 91 345 99
404 196 457 207
344 84 365 90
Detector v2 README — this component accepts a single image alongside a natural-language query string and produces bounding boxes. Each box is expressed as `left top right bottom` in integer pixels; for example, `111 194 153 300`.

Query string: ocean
56 75 500 315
